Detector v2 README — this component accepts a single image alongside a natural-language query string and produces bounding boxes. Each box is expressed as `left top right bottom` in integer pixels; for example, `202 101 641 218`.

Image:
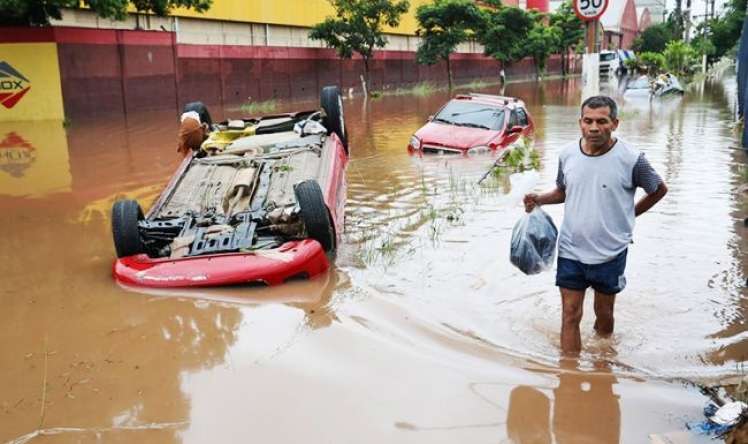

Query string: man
177 109 210 156
523 96 668 356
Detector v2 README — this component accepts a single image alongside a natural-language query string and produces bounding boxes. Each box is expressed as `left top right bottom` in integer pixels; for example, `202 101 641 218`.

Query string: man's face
579 105 619 148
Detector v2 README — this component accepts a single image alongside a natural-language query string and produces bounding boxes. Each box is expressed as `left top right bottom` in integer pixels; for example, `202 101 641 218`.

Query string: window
508 110 519 128
434 101 506 130
516 108 528 126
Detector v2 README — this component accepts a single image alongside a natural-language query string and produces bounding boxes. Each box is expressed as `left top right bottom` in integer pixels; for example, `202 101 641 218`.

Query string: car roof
452 93 526 110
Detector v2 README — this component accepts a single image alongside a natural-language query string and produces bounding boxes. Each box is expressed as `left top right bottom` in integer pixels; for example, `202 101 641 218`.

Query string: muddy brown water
0 74 745 443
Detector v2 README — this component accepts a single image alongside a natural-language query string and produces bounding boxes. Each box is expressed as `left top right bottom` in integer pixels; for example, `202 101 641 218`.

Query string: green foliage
548 1 584 75
526 12 561 76
478 5 533 66
638 52 666 74
706 0 747 61
239 99 278 114
0 0 211 25
491 136 539 176
310 0 410 91
415 0 483 88
663 40 698 75
632 23 676 53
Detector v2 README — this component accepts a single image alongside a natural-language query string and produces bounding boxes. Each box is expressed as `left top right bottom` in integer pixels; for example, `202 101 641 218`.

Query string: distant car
623 74 685 100
408 93 534 154
110 86 349 287
599 49 635 77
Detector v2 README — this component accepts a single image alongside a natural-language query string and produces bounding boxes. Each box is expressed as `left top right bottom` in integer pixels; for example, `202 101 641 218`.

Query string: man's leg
560 288 586 356
593 291 616 336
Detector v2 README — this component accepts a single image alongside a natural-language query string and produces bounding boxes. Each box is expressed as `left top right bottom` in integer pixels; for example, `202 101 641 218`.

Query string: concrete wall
2 26 577 120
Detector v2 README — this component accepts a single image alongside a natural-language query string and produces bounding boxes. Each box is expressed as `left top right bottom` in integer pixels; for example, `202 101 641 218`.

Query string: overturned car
111 86 348 287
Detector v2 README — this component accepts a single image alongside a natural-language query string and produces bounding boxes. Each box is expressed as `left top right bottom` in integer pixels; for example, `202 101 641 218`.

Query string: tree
415 0 483 89
707 0 747 60
548 1 584 76
478 5 533 70
0 0 212 26
637 52 666 74
632 23 676 53
663 40 698 74
526 12 561 78
310 0 410 95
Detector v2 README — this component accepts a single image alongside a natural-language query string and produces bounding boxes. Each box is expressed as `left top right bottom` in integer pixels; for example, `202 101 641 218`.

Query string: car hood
415 122 500 149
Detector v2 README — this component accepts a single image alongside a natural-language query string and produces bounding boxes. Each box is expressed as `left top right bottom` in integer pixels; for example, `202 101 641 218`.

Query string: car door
502 109 523 146
515 107 532 136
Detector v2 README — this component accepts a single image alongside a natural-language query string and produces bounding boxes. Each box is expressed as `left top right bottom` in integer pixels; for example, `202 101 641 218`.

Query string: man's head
579 96 619 149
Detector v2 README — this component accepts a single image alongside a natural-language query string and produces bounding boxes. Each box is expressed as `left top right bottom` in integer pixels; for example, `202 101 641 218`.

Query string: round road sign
573 0 609 21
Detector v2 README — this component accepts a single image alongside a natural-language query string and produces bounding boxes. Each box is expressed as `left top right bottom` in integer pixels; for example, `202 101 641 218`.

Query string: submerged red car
111 86 348 287
408 93 534 154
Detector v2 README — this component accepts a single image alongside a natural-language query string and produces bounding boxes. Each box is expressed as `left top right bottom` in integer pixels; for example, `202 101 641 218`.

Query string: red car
111 86 348 287
408 93 534 154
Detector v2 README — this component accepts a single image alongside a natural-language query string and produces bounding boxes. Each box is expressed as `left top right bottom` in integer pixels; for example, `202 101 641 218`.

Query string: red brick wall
2 27 577 119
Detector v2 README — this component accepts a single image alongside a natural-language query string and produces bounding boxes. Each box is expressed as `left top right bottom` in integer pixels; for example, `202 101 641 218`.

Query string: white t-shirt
556 138 662 264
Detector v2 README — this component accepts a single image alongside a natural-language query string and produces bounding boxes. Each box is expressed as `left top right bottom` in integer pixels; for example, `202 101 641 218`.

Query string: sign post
574 0 608 100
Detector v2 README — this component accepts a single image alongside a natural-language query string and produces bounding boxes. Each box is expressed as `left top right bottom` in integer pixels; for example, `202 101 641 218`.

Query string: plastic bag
510 207 558 275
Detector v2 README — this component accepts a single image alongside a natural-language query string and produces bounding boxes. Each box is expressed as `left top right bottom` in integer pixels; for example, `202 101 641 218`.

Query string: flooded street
1 74 745 443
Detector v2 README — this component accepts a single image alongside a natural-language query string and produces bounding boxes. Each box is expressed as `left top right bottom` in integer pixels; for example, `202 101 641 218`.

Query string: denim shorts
556 249 628 294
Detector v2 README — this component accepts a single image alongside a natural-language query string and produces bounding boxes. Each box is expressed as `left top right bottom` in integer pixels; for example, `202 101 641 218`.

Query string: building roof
600 0 638 34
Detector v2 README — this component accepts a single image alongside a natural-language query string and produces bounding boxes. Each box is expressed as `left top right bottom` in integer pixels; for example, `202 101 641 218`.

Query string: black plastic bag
510 207 558 275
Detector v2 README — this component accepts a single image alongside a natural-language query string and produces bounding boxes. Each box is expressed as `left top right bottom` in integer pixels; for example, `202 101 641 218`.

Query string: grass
239 99 278 114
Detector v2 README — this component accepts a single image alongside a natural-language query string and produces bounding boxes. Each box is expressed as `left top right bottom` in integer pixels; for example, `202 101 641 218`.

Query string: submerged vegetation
239 99 279 115
353 137 540 267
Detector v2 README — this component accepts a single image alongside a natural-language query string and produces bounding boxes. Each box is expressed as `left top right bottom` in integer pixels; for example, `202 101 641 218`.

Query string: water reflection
0 73 744 442
0 120 70 197
507 361 621 444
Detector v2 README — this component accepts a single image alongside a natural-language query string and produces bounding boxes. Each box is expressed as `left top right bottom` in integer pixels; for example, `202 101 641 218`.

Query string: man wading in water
523 96 668 356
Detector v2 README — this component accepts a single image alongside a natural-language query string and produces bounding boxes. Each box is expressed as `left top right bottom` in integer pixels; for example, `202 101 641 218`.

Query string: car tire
320 86 348 154
294 180 335 253
112 199 145 258
183 101 212 126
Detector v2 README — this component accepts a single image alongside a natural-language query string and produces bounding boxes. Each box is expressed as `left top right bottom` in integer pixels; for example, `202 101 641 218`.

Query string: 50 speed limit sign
574 0 609 21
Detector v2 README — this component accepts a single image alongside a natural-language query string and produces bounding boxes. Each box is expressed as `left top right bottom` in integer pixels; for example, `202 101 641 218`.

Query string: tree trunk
362 57 371 96
561 48 567 76
446 56 453 90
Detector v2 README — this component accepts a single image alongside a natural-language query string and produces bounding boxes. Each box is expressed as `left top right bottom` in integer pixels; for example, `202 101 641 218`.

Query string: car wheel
320 86 348 154
294 180 335 253
112 200 145 258
183 101 212 126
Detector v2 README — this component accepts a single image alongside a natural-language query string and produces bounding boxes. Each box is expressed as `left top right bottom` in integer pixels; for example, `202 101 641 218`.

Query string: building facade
1 0 570 121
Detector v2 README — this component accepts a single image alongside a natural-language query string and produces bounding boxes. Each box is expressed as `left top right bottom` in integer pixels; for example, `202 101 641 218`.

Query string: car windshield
434 101 505 130
629 77 650 89
600 52 616 61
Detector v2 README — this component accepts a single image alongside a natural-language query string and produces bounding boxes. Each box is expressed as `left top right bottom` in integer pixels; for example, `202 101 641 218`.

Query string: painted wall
171 0 433 36
0 40 64 121
1 27 577 121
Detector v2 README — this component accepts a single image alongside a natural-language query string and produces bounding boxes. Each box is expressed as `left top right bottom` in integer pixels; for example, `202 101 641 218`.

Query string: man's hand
523 193 539 213
523 188 566 213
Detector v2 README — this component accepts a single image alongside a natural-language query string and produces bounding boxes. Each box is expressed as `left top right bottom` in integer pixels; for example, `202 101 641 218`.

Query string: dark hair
581 95 618 120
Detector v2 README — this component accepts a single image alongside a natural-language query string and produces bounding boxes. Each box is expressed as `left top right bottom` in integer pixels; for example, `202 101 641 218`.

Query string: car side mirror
507 125 523 134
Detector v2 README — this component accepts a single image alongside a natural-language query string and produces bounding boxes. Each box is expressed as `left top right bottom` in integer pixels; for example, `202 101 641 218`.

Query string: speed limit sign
574 0 609 21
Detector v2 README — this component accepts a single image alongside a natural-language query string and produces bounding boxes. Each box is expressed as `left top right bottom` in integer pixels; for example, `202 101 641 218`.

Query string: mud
0 74 745 443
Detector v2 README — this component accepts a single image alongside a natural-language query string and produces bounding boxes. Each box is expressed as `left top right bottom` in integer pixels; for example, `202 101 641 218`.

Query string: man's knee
562 300 584 325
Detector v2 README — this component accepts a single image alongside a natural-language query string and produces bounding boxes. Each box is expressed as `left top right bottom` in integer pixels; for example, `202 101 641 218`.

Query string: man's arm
635 182 667 216
523 187 566 213
632 153 667 217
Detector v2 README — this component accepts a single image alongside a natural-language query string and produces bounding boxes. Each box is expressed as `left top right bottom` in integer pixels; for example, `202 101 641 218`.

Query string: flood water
0 73 745 443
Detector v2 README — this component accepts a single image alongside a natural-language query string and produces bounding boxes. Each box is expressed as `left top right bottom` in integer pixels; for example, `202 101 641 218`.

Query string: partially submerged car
408 93 534 154
111 86 348 287
623 74 684 100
